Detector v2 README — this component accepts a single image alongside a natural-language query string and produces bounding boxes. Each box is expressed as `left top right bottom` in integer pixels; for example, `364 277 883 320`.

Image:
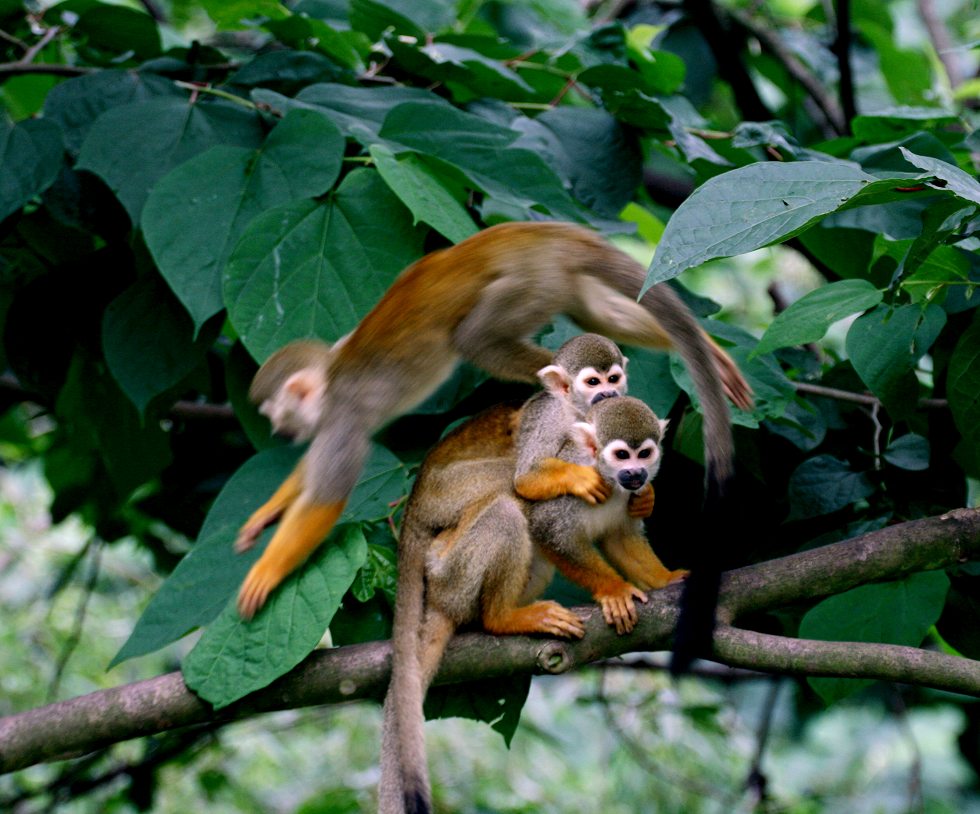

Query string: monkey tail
379 516 450 814
637 282 733 673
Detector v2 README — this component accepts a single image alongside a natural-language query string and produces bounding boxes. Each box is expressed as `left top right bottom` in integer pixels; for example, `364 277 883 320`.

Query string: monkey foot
484 601 586 639
234 521 265 553
236 563 283 620
595 584 647 635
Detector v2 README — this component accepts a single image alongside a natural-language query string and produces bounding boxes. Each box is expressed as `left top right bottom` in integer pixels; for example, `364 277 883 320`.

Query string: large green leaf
948 309 980 478
183 524 369 708
899 147 980 207
143 109 344 331
252 83 448 139
224 168 425 362
0 119 63 223
102 275 221 416
111 444 406 665
370 143 478 243
751 280 883 358
379 101 582 220
845 303 946 417
645 161 897 288
43 69 178 153
75 96 264 223
800 571 950 704
786 455 875 521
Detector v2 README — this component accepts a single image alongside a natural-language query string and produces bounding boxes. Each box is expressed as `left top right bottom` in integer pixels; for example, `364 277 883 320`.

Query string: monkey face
601 438 661 491
574 364 627 411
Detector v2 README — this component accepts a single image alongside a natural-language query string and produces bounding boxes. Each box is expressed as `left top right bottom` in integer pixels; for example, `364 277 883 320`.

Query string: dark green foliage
0 0 977 745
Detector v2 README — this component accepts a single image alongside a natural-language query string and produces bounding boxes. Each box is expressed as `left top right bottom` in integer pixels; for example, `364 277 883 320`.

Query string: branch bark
1 509 978 775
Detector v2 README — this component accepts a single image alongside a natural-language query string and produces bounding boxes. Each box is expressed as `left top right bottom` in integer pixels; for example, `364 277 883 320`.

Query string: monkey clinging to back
235 221 752 660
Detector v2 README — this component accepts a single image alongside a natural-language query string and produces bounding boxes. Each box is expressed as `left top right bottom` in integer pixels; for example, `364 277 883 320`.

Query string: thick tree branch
1 509 978 775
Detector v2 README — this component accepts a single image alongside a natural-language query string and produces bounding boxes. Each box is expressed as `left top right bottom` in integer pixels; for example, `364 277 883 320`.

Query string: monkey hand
566 464 613 504
627 484 655 518
595 584 647 635
235 515 270 553
515 459 611 503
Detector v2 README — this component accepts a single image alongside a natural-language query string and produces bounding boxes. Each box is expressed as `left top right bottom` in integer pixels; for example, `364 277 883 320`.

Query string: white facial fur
259 368 326 442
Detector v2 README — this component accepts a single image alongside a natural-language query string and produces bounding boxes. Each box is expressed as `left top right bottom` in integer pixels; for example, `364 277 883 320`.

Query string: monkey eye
614 449 630 460
586 377 601 386
638 448 652 459
608 374 620 384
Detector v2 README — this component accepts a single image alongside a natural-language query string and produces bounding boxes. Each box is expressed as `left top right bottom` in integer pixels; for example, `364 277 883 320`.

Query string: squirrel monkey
380 335 644 814
378 402 585 814
526 396 686 635
235 221 751 620
514 332 654 519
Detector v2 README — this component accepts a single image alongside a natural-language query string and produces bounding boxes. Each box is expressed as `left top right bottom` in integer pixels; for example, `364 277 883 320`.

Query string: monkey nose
591 391 620 405
618 469 648 491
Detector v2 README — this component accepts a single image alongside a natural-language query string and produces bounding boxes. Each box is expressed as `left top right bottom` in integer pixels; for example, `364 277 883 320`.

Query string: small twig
792 381 947 410
917 0 961 89
0 28 28 49
728 8 845 136
868 400 883 471
744 679 782 807
832 0 857 130
46 539 102 704
889 687 925 814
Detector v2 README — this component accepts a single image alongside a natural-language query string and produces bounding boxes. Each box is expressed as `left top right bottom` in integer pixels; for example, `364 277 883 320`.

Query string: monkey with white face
526 396 687 634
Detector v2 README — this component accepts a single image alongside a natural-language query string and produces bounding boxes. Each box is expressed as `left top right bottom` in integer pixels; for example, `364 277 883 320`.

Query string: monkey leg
626 483 655 518
237 495 346 619
235 460 306 552
601 531 689 592
541 546 646 635
452 277 555 382
514 458 612 504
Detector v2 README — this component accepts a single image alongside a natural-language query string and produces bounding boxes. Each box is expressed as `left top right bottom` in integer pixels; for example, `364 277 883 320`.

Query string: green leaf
143 109 345 331
577 64 672 130
183 524 368 708
883 433 930 471
254 83 449 139
646 161 884 287
851 108 960 142
224 168 425 362
948 310 980 478
800 571 950 704
752 280 883 358
786 455 875 521
43 69 178 153
112 444 406 665
76 97 264 224
55 353 173 498
859 22 931 107
110 445 302 666
524 107 641 218
74 4 162 61
351 543 398 605
202 0 289 28
102 275 220 416
0 119 63 223
370 144 478 243
262 16 368 71
424 674 532 746
845 303 946 417
379 101 581 221
900 147 980 207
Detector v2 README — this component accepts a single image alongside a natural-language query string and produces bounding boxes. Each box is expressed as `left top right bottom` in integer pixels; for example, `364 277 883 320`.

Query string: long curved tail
581 240 738 671
379 514 429 814
379 516 455 814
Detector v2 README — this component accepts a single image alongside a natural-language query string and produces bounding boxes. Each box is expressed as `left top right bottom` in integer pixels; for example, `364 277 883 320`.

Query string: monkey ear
537 364 571 394
621 355 629 370
659 418 670 435
571 421 599 458
284 368 324 405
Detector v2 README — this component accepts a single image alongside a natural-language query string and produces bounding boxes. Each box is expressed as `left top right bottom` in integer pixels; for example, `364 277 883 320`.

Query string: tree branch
1 509 978 775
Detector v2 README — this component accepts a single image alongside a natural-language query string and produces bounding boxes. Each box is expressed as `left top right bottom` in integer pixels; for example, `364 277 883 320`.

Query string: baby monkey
527 396 687 635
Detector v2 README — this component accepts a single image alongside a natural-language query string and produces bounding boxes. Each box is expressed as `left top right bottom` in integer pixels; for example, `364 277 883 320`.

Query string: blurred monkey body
236 220 749 629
